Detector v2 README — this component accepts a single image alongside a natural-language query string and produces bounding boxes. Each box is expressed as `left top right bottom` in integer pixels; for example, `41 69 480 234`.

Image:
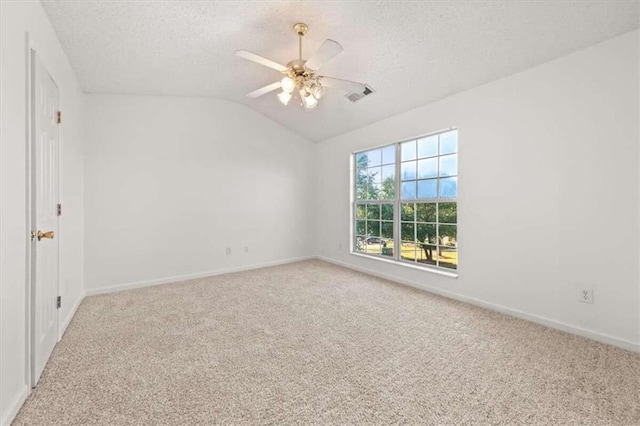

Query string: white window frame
351 128 458 275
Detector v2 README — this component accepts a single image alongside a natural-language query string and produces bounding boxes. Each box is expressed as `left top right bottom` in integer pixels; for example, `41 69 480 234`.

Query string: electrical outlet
578 288 594 304
225 247 231 256
244 246 249 253
338 243 343 251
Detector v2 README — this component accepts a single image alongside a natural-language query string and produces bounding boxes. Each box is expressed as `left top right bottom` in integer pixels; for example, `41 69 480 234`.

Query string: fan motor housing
286 59 307 75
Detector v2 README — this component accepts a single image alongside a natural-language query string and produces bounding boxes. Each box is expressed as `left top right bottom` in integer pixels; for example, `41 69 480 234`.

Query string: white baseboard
317 256 640 353
1 385 29 426
58 291 85 340
85 256 316 296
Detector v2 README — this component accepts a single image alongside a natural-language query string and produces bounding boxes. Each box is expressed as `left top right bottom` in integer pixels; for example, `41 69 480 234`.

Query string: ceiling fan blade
305 39 343 71
236 50 288 73
246 81 282 98
319 76 367 94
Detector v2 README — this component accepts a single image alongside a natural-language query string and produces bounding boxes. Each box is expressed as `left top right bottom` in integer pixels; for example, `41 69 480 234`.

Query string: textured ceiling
42 1 638 142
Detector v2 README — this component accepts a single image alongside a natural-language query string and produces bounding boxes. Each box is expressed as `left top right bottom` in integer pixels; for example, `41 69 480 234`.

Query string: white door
31 51 60 385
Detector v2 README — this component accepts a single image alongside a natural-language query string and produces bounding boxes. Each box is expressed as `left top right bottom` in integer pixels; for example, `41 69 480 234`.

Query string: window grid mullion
413 202 417 263
394 142 401 262
436 202 440 267
353 154 357 251
435 134 441 267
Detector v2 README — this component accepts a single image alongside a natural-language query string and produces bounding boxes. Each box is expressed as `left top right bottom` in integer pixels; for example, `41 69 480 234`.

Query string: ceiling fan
236 23 372 110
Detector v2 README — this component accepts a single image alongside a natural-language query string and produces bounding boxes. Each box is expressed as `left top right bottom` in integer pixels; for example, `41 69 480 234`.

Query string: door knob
37 230 55 241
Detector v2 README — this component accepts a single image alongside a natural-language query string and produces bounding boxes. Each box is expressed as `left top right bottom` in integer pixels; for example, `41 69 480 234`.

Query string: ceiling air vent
345 85 375 103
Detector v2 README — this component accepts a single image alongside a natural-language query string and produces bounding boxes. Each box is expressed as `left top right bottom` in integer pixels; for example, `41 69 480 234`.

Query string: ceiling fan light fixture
281 77 296 94
277 91 292 105
300 88 318 109
238 22 371 111
311 83 325 100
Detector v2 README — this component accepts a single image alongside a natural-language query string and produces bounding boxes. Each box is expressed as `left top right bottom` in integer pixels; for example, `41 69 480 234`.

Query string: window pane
401 161 416 181
401 181 416 199
438 202 457 223
400 241 417 262
418 135 438 158
360 183 379 200
364 236 383 255
370 182 382 200
417 158 438 179
440 130 458 155
381 204 394 221
368 166 382 183
355 168 369 200
355 152 368 168
417 223 437 244
417 179 438 198
439 154 457 177
381 178 395 199
400 222 415 242
439 177 458 198
355 167 368 181
355 220 366 237
381 165 395 199
382 145 395 165
401 203 415 221
367 220 380 236
416 244 438 266
416 203 436 223
401 140 416 161
438 224 457 246
367 149 382 167
438 247 457 269
381 221 394 238
355 204 366 219
366 204 380 220
381 164 395 182
356 182 367 200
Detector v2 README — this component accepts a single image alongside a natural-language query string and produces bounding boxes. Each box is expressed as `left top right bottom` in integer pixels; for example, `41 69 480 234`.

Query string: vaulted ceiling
42 1 638 142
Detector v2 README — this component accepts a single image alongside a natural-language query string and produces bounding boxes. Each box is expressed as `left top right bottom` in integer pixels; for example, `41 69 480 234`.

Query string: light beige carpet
13 260 640 425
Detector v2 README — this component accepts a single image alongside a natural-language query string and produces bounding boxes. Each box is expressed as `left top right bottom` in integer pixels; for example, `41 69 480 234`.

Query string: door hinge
57 111 62 124
57 203 62 216
57 296 61 309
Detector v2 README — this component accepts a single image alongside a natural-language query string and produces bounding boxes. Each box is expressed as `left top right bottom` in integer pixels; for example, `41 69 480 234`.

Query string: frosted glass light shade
281 77 296 94
277 91 292 105
300 88 318 109
311 84 325 100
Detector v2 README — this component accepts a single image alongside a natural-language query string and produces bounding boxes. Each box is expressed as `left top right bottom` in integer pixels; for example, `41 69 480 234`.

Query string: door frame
25 40 62 389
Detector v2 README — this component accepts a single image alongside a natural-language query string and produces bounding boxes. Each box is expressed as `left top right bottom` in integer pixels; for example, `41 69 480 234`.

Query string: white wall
0 9 636 423
0 1 85 424
315 31 639 351
83 95 315 293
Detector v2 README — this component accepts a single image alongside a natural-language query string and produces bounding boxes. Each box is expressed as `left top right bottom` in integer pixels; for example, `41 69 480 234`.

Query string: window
353 129 458 272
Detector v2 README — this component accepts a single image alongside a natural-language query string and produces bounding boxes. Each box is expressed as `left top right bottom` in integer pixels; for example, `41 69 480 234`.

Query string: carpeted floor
13 260 640 425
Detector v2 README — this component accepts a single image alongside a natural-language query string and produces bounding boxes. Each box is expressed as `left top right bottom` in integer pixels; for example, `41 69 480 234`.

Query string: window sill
349 251 458 278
